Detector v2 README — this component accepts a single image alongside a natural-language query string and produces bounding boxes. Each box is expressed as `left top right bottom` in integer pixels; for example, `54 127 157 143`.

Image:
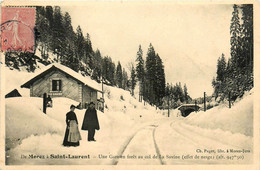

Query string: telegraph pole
102 76 104 113
167 83 170 117
143 82 146 106
204 92 206 112
229 91 231 108
195 100 197 112
168 95 170 117
43 93 47 114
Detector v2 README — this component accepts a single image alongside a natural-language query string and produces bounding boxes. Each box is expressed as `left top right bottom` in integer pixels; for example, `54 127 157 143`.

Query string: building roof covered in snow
21 63 103 93
177 104 200 110
5 89 22 98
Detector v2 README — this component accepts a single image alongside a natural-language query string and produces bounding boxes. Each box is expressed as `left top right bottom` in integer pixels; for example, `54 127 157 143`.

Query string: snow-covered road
109 118 253 165
115 124 162 165
6 115 253 165
155 119 253 164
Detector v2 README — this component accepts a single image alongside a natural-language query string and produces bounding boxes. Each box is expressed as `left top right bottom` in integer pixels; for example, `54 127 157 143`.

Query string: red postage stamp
1 7 36 52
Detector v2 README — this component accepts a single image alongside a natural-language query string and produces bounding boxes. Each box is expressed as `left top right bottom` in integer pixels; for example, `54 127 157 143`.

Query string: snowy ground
5 92 167 165
5 66 254 165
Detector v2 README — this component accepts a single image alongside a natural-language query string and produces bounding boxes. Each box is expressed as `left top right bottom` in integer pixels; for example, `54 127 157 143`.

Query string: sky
62 2 234 98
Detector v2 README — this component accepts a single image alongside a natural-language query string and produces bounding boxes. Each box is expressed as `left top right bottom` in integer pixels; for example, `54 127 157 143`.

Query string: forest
212 4 253 102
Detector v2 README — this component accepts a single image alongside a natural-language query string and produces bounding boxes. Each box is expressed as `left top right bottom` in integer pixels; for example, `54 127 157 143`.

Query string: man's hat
70 104 76 109
89 102 95 105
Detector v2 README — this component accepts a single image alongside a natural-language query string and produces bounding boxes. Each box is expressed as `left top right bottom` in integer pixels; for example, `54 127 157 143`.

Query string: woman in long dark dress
63 105 81 147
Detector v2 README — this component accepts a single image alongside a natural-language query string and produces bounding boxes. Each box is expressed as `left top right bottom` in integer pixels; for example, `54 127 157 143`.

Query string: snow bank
5 97 64 149
185 90 253 136
104 84 164 122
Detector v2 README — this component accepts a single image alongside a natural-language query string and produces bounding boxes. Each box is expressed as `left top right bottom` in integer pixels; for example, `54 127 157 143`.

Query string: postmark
1 7 36 53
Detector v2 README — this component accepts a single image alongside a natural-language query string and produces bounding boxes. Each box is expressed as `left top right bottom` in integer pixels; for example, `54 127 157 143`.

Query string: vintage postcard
0 0 259 170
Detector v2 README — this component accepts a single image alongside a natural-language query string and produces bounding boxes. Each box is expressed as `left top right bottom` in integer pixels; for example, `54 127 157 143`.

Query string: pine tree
45 6 54 29
176 82 184 102
102 56 109 83
35 7 48 59
145 43 157 104
230 4 241 68
155 53 165 105
183 84 190 103
63 12 74 37
52 6 66 60
91 49 102 82
45 6 54 55
62 12 76 67
229 4 242 98
143 43 166 106
143 69 148 102
102 56 110 84
102 56 115 85
84 33 94 69
163 83 191 108
86 33 93 54
212 54 231 100
130 65 137 96
122 68 128 90
136 45 145 81
75 26 85 61
216 54 227 82
135 45 145 101
116 62 123 88
241 4 253 91
109 58 116 86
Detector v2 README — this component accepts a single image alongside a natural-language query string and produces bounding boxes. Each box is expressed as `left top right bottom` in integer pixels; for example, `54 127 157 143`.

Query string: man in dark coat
81 102 100 141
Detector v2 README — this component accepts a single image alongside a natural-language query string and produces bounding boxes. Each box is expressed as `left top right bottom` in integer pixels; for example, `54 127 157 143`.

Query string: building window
52 80 62 91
